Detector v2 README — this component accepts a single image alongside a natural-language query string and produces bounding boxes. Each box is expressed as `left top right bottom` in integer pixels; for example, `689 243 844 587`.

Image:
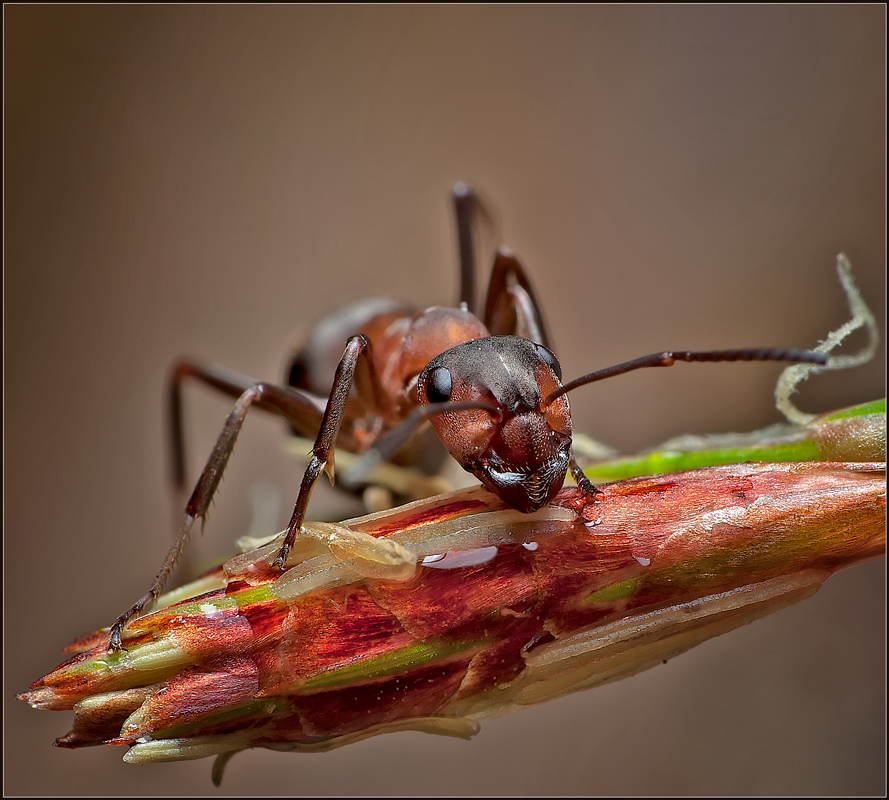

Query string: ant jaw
470 439 571 513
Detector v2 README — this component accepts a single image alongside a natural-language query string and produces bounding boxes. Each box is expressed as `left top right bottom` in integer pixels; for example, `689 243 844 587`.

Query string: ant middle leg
481 246 605 489
483 248 552 347
169 358 330 494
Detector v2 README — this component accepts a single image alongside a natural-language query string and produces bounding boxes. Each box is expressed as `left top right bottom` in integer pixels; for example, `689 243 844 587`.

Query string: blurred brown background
5 6 884 796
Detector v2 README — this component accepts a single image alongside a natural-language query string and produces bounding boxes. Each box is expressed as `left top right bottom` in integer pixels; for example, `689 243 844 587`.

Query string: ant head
417 336 572 512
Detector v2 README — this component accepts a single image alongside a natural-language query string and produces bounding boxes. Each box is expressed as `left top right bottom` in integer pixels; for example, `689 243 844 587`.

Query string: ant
108 183 827 651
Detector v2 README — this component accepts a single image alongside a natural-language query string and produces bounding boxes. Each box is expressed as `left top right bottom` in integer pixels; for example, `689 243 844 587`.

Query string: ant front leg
569 453 602 498
272 335 376 570
108 375 340 652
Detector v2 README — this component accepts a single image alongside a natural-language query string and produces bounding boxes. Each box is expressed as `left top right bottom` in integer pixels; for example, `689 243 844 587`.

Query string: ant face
417 336 573 512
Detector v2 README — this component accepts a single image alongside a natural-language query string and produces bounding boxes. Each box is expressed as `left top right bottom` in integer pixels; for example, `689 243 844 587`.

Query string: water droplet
421 546 498 569
199 602 224 619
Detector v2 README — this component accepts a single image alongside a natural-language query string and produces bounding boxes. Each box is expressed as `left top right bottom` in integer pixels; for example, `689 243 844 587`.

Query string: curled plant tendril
776 254 879 425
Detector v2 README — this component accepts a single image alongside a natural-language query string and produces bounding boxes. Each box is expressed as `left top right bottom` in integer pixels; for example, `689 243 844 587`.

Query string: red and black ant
108 183 827 650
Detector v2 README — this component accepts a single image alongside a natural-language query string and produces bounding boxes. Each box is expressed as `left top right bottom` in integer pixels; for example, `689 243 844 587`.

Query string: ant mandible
108 184 827 650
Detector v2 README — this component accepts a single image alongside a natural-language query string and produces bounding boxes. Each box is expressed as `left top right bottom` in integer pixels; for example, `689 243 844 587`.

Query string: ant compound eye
535 344 562 380
426 366 453 403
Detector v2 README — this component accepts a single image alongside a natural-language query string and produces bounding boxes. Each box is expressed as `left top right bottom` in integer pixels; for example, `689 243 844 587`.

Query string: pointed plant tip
19 463 884 776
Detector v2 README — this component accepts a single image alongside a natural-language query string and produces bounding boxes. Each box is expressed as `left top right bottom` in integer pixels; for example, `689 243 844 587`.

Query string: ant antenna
542 348 829 408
